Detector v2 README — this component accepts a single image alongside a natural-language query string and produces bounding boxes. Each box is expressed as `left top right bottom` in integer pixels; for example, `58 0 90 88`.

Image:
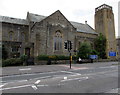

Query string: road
0 62 119 93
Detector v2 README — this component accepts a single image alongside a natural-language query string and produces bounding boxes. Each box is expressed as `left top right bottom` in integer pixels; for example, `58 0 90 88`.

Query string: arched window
21 32 25 42
54 30 62 51
9 31 14 41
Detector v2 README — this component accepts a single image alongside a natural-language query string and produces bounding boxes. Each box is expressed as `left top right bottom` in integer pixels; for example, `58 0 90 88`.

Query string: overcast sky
0 0 119 37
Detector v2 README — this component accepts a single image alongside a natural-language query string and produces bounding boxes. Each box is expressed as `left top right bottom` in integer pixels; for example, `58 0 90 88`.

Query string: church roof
70 21 98 34
28 12 97 34
0 11 98 35
28 13 46 22
0 16 28 25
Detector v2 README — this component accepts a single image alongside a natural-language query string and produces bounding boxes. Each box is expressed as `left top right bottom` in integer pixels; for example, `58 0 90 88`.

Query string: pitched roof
28 13 46 22
0 11 98 35
0 16 28 25
70 21 98 34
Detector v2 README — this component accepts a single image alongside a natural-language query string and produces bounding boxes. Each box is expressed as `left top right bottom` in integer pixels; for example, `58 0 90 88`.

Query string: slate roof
28 13 97 35
0 16 28 25
70 21 98 34
28 13 46 22
0 12 98 35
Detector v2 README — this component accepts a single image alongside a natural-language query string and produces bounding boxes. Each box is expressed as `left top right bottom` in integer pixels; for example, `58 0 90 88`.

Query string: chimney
85 21 87 24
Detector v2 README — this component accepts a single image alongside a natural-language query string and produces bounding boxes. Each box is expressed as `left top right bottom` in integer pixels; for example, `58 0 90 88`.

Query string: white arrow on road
35 80 41 84
31 85 38 90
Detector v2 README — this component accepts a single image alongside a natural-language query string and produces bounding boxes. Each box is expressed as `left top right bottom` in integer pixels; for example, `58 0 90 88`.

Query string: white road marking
37 84 49 87
35 80 41 84
61 77 82 82
2 71 62 78
64 77 67 80
61 71 81 75
19 68 31 71
0 84 5 88
2 80 28 85
29 76 51 80
31 85 38 90
105 88 119 93
61 76 89 82
0 84 32 91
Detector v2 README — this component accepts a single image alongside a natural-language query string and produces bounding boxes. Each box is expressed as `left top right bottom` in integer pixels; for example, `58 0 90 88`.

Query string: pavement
1 61 118 77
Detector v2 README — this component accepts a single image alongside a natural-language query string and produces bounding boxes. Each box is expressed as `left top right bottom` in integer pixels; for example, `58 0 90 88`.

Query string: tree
94 33 107 59
77 42 92 59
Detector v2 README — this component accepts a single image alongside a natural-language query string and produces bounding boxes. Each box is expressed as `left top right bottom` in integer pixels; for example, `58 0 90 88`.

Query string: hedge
2 58 23 67
37 55 70 61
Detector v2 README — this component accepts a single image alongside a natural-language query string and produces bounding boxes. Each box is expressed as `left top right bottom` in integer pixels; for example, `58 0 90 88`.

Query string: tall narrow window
9 31 13 41
21 32 25 42
54 31 62 51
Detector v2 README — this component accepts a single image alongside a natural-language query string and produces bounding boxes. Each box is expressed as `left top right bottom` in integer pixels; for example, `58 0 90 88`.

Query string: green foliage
37 55 49 60
94 33 107 59
77 42 92 59
20 55 28 66
20 55 28 62
91 49 98 55
37 55 69 61
2 45 8 60
55 55 69 60
2 58 23 67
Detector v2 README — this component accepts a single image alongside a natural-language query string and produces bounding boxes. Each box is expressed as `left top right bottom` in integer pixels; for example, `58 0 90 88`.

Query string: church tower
95 4 117 58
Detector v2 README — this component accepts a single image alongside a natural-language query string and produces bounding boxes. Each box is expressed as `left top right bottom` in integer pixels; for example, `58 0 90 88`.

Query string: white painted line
2 80 28 85
37 84 49 87
2 70 62 78
0 84 32 91
61 77 81 82
0 85 5 88
19 68 31 71
29 76 51 80
35 80 41 84
79 77 89 81
31 85 38 90
64 77 67 80
61 71 81 75
61 76 89 82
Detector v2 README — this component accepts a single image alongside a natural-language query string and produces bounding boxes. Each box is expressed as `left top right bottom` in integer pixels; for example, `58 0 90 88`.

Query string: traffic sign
109 52 116 56
89 55 98 59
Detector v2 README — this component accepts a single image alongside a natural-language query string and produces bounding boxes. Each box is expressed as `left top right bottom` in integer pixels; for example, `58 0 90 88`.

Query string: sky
0 0 119 37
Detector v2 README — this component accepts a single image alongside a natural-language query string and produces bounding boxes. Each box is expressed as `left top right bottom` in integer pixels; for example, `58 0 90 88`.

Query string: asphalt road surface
0 62 119 93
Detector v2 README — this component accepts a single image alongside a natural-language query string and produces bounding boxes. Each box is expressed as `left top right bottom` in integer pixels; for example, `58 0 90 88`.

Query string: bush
37 55 69 61
20 55 28 62
55 55 69 60
2 58 23 67
37 55 49 60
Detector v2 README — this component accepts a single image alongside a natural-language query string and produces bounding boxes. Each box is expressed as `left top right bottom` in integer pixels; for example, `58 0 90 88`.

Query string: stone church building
0 4 117 59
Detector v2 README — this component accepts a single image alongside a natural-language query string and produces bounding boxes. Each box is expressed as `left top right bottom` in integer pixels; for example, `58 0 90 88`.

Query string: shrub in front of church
20 55 28 66
37 55 49 60
2 58 23 67
37 55 69 61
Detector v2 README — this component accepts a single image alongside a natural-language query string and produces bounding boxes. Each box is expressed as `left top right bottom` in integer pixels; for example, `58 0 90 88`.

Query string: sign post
64 40 72 69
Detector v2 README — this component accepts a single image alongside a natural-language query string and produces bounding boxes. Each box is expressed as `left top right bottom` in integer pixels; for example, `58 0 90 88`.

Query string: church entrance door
25 48 30 58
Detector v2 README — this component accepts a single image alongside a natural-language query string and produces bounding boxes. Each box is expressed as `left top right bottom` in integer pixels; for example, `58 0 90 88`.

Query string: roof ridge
29 12 46 17
70 21 85 25
0 15 26 21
